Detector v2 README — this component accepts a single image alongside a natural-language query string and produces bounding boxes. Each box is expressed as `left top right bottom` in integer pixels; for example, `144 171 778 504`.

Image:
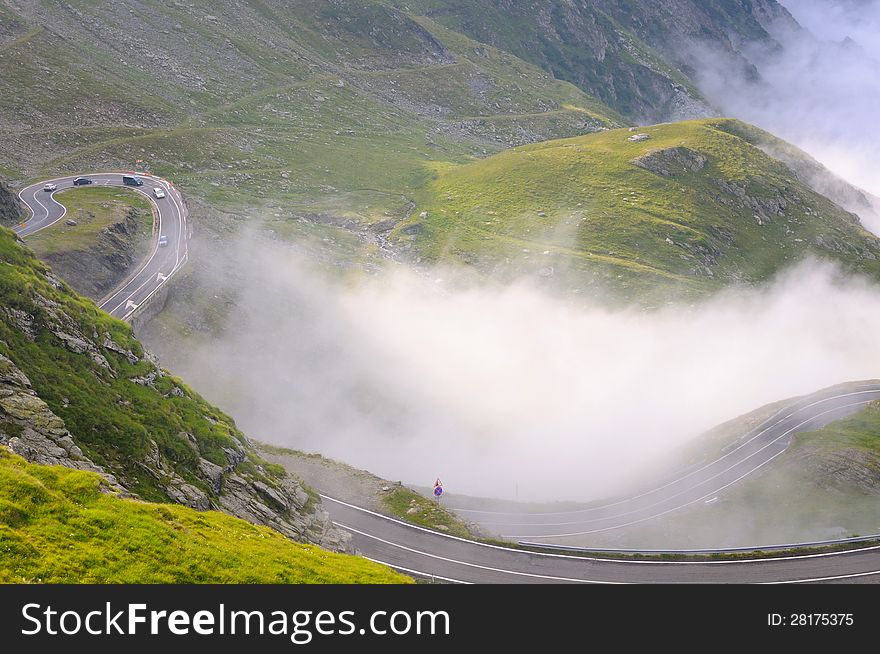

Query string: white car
43 183 57 192
158 235 169 247
153 187 166 199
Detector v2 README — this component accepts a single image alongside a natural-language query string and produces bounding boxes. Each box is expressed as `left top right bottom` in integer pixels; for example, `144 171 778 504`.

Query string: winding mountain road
16 172 188 321
15 174 880 583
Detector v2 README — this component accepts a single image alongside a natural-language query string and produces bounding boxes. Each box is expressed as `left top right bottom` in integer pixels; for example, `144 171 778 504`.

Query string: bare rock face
1 286 350 551
631 146 707 177
216 472 348 550
39 206 149 301
130 434 351 551
0 353 121 489
0 179 24 224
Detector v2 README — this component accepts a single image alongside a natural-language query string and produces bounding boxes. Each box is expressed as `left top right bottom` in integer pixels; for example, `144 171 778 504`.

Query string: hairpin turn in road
16 172 188 321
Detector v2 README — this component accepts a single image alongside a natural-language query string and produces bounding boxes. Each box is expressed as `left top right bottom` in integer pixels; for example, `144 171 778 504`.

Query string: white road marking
360 557 471 584
338 522 620 584
766 569 880 584
324 494 880 569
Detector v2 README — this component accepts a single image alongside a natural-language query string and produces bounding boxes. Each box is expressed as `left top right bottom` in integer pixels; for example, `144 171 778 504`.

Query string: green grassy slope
0 449 408 583
0 224 312 508
394 118 880 303
792 402 880 473
0 226 236 500
27 187 151 255
0 0 624 222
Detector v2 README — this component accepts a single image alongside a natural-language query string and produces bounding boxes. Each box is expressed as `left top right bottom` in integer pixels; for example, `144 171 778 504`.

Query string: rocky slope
26 188 154 301
0 227 349 551
0 178 23 224
395 0 798 122
0 352 114 478
712 119 880 234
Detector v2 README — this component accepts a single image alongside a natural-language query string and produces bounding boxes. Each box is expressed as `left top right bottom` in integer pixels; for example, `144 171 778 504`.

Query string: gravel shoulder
257 443 488 540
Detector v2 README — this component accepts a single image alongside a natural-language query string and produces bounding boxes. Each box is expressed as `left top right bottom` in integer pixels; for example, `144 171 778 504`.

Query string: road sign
433 478 443 497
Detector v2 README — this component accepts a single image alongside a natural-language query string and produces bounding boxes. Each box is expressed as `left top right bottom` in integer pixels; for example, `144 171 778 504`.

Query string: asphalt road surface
325 495 880 583
16 173 880 583
16 172 188 321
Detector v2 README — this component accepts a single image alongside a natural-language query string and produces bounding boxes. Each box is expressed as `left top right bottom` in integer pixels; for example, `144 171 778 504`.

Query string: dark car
122 175 144 187
72 177 94 186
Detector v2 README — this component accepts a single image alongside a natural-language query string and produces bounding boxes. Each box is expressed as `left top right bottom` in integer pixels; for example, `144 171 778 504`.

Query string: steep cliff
0 227 349 551
0 179 23 224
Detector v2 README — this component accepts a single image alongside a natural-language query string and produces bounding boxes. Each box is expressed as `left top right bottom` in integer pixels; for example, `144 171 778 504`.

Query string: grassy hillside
0 449 408 583
0 225 241 501
0 0 624 220
26 187 153 299
3 1 842 310
0 225 346 553
394 118 880 303
791 402 880 480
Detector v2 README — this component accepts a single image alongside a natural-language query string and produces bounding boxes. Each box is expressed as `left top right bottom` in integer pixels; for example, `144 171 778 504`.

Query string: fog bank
151 239 880 502
692 0 880 223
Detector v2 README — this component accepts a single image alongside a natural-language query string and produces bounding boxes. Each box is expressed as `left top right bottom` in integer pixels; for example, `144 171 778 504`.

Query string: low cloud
149 237 880 502
690 1 880 213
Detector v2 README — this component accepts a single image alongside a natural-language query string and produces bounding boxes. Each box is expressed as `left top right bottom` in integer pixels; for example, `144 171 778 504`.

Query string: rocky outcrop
217 472 349 551
712 178 791 226
0 353 119 486
787 445 880 496
0 179 23 225
631 146 707 177
130 429 350 551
